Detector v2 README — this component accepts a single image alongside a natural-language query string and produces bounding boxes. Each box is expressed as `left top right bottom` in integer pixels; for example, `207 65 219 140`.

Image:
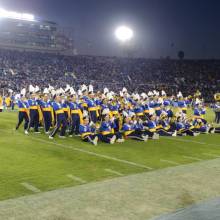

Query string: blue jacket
17 100 29 109
51 101 64 114
99 121 115 134
27 99 38 107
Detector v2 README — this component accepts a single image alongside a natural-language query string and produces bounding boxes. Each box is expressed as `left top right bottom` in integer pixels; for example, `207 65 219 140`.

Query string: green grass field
0 109 220 202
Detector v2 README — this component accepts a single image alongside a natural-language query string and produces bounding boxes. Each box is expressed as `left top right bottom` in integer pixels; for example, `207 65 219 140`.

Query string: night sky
1 0 220 58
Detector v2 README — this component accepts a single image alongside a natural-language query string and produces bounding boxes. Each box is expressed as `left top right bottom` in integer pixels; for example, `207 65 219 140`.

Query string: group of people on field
13 84 220 146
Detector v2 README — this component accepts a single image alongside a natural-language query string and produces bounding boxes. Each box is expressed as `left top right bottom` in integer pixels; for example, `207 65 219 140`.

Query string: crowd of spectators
0 48 219 101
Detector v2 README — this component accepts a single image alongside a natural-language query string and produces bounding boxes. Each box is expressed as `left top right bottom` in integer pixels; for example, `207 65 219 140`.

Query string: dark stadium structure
0 15 74 54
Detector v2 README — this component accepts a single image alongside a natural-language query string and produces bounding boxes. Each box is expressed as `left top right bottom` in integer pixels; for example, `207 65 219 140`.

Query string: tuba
214 93 220 101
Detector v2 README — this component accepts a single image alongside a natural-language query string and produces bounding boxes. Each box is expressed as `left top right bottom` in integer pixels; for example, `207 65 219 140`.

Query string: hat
177 91 183 98
43 88 49 94
141 93 148 99
48 85 54 92
65 84 71 93
122 87 127 93
104 87 109 95
148 91 153 97
20 88 26 96
161 90 166 96
70 87 76 95
88 84 93 93
29 85 35 93
35 86 40 93
81 84 88 93
78 89 82 96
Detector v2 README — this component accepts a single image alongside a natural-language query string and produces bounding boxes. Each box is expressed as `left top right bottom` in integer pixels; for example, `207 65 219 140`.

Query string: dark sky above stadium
1 0 220 58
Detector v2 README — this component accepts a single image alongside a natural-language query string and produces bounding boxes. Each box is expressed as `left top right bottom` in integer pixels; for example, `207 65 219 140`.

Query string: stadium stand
0 48 219 102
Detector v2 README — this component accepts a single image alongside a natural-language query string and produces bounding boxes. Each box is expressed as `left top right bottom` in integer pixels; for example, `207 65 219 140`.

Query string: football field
0 110 220 220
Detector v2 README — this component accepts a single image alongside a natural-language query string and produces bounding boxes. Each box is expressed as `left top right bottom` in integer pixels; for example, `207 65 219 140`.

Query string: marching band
1 84 220 145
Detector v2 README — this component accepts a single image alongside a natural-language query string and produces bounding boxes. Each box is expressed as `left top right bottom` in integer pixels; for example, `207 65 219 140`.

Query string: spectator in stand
0 48 219 102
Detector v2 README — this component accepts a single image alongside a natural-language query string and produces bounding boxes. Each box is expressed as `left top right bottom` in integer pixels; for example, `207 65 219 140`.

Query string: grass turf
0 109 219 201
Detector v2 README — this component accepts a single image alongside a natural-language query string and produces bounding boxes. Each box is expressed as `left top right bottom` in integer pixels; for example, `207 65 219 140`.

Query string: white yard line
162 136 220 147
0 129 153 170
66 175 87 184
160 159 180 165
2 158 220 220
202 153 220 158
20 182 41 193
104 169 123 176
182 155 202 161
30 136 153 170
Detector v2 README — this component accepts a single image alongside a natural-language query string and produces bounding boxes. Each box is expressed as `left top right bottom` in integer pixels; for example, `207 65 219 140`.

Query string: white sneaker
34 131 41 134
59 135 66 139
49 136 54 139
110 135 116 144
143 135 149 142
45 131 50 134
69 135 73 138
172 130 177 137
116 138 125 143
75 134 81 137
24 130 29 135
92 136 98 146
193 132 200 137
210 128 215 134
152 133 159 140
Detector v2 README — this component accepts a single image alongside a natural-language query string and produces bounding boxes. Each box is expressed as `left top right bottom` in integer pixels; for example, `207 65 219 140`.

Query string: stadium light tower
115 26 133 42
0 8 35 21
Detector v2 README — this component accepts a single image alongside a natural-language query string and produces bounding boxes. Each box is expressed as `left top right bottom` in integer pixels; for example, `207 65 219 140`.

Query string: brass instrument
214 93 220 101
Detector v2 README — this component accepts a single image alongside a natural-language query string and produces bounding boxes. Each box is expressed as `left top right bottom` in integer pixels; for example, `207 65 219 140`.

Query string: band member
16 95 29 134
157 115 177 136
68 94 83 136
79 116 99 146
214 102 220 124
175 117 200 136
37 92 53 134
122 116 148 141
49 94 67 139
86 91 99 124
27 93 40 133
99 114 124 144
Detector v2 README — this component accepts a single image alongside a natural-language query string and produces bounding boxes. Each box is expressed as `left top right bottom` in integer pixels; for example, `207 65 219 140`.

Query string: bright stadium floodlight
115 26 133 42
0 8 35 21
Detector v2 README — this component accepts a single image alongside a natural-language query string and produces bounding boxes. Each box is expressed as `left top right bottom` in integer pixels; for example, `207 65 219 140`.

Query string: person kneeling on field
122 116 148 141
143 115 160 139
99 114 124 144
192 119 215 134
157 115 177 136
175 117 200 136
79 116 99 146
